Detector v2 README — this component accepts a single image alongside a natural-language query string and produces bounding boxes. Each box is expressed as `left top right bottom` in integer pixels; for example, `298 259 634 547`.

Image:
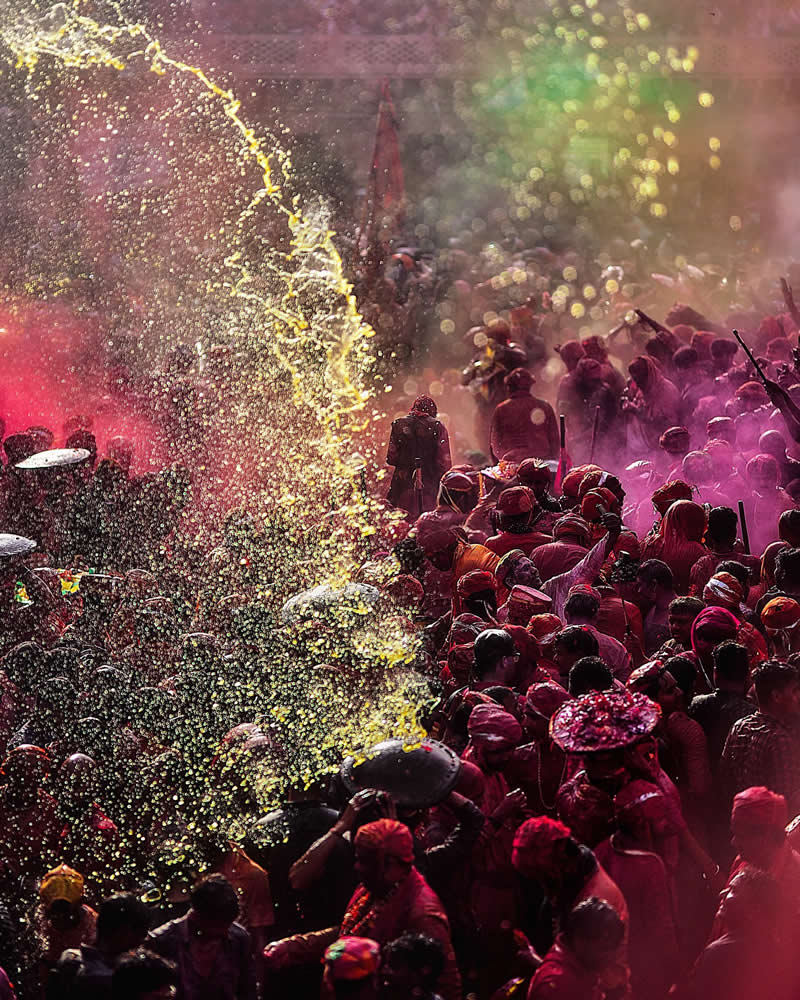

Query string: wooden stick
634 308 671 335
589 405 601 463
737 500 750 555
732 328 769 387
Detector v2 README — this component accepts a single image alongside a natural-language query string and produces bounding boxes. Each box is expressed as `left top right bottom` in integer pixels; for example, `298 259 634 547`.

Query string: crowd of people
7 256 800 1000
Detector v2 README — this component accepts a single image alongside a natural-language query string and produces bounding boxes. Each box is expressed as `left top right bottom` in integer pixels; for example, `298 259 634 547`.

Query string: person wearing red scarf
462 703 526 960
641 500 708 595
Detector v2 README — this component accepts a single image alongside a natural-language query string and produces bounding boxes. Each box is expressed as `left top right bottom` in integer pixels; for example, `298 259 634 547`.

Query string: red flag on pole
358 79 405 252
554 414 572 493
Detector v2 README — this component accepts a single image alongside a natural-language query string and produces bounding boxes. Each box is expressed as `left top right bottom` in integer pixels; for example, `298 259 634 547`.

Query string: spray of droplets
0 0 427 865
422 0 723 329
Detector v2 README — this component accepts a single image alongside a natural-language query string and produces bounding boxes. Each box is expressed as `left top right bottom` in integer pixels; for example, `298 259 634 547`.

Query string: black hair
96 894 151 941
554 626 599 657
499 512 535 534
779 509 800 543
638 559 674 590
568 657 613 696
392 538 425 578
190 874 240 924
673 346 698 369
473 629 515 675
706 506 738 546
668 596 704 619
464 591 498 620
775 548 800 591
712 641 750 686
1 641 46 693
753 660 799 707
482 685 518 707
564 592 600 621
711 339 738 360
383 933 445 989
716 560 750 597
563 898 624 949
663 655 697 699
111 949 177 1000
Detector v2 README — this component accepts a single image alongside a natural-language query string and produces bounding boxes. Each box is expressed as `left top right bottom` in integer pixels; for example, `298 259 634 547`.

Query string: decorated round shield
15 448 91 470
0 534 36 559
341 738 461 808
551 690 660 753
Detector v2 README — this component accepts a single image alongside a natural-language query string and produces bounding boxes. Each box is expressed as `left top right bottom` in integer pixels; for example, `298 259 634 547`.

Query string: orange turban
354 819 415 862
40 865 84 906
324 937 381 981
761 597 800 630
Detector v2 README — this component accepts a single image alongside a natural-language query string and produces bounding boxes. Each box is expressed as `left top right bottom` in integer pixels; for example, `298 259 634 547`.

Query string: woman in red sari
641 500 708 595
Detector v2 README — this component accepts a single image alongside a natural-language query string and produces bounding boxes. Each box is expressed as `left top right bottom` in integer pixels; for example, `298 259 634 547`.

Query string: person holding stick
385 395 451 517
734 327 800 445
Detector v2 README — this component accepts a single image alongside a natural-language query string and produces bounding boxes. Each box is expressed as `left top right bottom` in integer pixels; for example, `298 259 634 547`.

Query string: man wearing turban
264 820 460 1000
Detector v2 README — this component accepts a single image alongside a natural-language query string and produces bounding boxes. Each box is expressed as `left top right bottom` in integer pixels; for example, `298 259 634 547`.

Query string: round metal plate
341 738 461 808
16 448 91 470
0 534 36 558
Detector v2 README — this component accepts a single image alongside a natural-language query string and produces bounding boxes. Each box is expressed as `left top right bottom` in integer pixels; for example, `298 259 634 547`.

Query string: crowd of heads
7 242 800 1000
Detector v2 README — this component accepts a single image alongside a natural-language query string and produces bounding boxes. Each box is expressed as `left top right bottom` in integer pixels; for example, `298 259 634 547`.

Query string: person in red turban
485 486 552 558
504 682 570 816
463 704 527 951
511 816 629 984
529 515 591 583
740 453 795 557
517 458 562 519
659 425 692 479
264 819 461 1000
489 368 559 464
594 780 680 1000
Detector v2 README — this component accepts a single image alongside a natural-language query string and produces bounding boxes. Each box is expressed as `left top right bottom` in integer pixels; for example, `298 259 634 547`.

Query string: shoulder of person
230 920 252 945
146 915 185 948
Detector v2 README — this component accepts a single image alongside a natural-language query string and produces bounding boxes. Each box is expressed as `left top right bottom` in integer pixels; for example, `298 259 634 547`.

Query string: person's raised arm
542 513 622 610
288 789 393 892
764 378 800 443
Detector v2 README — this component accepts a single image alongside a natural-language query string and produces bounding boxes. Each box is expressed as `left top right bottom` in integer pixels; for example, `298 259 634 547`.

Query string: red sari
641 500 708 594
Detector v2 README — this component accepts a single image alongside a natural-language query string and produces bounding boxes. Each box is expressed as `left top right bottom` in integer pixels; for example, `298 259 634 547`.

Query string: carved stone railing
187 32 800 79
198 32 463 77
